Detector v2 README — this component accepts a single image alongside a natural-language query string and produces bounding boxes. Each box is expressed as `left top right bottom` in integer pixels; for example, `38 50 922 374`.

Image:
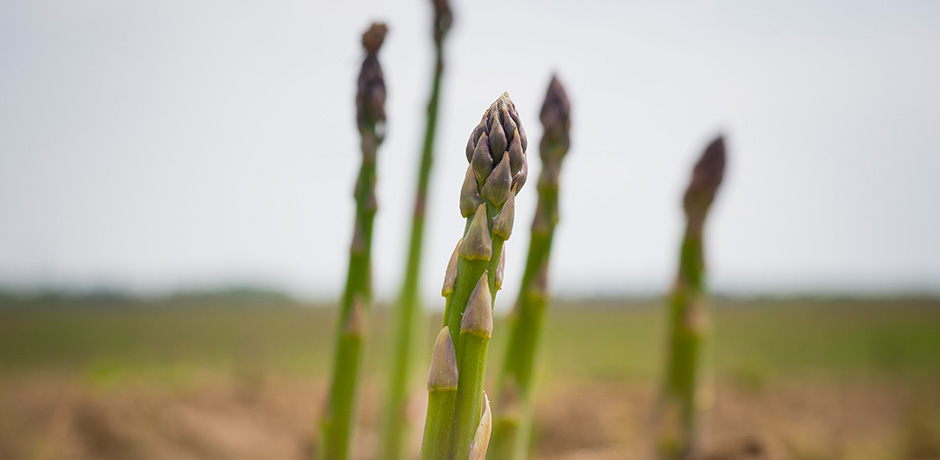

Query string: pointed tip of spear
700 135 726 175
431 0 453 44
460 204 493 261
495 248 506 291
491 190 515 240
539 74 572 170
540 74 571 132
427 326 458 391
683 135 727 220
460 272 493 338
442 239 462 296
466 93 528 194
361 22 388 54
481 152 512 206
357 23 388 135
467 392 493 460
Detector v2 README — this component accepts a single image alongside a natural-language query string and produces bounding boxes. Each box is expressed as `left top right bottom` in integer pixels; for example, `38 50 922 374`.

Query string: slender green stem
422 389 458 460
488 204 555 460
656 136 726 460
452 326 491 459
442 201 506 460
444 201 503 347
380 33 447 460
657 231 706 460
320 131 378 460
421 326 459 460
489 75 570 460
447 272 495 460
320 23 388 460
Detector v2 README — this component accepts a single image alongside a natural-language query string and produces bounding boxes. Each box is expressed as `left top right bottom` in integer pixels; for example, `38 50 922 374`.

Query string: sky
1 0 939 306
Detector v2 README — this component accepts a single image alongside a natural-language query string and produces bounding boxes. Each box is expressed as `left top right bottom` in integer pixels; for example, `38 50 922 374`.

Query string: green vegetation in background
1 298 939 383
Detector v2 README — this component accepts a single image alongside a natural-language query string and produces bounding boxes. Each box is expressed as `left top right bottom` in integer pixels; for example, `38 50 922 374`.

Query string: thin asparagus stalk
488 75 571 460
420 326 459 460
318 22 388 460
420 93 528 460
380 1 453 458
452 271 495 459
656 136 727 460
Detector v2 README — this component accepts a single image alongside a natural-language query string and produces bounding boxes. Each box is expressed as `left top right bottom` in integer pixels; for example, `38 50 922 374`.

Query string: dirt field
1 374 938 460
1 298 939 459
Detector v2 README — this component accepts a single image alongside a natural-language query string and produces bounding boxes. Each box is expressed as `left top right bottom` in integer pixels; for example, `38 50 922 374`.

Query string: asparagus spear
420 326 459 460
420 93 528 460
318 22 388 460
381 0 453 458
488 75 571 460
656 136 727 460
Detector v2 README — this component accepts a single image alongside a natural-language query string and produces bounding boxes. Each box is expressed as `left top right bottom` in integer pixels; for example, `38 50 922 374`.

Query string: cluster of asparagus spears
320 9 726 460
419 92 529 460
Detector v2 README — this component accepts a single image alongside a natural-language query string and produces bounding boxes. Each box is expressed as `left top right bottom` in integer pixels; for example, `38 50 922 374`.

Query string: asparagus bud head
462 93 528 207
357 23 388 140
683 136 726 233
539 75 572 165
431 0 453 45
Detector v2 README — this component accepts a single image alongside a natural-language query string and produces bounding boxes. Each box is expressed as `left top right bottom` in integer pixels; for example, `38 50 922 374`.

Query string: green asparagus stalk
488 75 571 460
656 136 727 460
451 270 495 459
420 326 459 460
380 0 453 458
318 22 388 460
420 93 528 460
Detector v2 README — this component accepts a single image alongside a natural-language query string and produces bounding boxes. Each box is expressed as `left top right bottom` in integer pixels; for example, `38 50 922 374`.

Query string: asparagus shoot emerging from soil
656 136 727 460
380 1 453 458
488 75 571 460
319 22 387 460
420 93 528 460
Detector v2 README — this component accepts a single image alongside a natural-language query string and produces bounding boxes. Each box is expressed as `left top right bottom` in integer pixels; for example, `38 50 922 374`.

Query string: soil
1 375 938 460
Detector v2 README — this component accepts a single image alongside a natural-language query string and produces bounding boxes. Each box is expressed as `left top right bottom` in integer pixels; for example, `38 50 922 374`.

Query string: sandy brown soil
1 375 938 460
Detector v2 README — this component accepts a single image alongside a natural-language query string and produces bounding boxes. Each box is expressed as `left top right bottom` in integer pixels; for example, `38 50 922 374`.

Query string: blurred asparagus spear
656 136 727 460
380 0 452 458
488 75 571 460
420 93 528 460
318 22 387 460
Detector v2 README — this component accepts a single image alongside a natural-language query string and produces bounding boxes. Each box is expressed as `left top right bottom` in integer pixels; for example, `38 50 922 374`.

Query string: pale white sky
1 0 939 304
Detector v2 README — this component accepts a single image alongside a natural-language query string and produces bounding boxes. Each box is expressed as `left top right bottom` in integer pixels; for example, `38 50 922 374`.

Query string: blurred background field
3 296 940 382
2 295 939 459
3 2 940 459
